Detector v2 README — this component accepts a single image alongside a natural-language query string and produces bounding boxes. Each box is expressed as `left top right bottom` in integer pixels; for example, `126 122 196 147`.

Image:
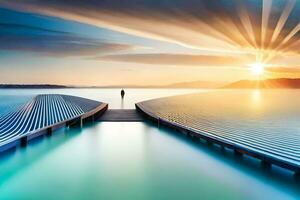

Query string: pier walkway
98 109 144 122
136 91 300 175
0 94 107 152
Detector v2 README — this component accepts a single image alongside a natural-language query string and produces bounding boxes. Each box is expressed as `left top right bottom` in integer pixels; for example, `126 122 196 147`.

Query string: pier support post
294 171 300 181
206 140 213 146
186 131 191 137
221 146 226 152
46 127 52 137
191 134 197 141
79 117 83 128
234 149 243 157
68 117 83 128
20 136 28 147
189 133 198 141
261 160 271 170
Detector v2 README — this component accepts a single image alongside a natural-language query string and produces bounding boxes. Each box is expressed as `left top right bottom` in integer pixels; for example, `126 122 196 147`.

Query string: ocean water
0 88 202 110
0 89 299 200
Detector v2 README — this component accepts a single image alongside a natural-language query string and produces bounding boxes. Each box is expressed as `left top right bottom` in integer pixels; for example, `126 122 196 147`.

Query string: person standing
121 89 125 98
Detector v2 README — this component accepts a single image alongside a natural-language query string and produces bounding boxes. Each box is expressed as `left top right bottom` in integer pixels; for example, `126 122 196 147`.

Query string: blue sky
0 1 299 86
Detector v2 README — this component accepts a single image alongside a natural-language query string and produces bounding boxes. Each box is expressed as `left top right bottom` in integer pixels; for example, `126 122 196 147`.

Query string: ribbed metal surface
0 94 103 146
136 90 300 170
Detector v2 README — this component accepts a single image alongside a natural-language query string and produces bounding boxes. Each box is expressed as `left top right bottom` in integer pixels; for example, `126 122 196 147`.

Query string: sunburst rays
0 0 299 76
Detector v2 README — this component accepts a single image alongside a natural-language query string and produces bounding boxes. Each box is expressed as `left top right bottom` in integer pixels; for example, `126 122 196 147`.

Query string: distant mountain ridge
0 81 227 89
224 78 300 89
0 84 70 89
165 80 227 88
2 79 299 89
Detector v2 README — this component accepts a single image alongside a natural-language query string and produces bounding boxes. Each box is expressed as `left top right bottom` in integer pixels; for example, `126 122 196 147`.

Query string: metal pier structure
0 94 107 152
136 91 300 176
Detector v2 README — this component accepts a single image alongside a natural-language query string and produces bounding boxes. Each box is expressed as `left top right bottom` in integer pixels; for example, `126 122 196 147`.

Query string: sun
249 62 265 75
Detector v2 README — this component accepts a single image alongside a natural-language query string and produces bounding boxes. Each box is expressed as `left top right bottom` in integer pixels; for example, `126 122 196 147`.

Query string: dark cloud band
1 0 299 52
0 23 135 57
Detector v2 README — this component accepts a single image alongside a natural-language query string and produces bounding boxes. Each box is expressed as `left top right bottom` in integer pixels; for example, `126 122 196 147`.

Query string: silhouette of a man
121 89 125 98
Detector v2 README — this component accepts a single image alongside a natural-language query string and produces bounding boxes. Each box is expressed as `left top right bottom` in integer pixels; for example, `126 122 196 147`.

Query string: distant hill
0 84 70 89
165 80 228 89
5 79 300 89
224 78 300 89
0 82 224 89
86 80 228 88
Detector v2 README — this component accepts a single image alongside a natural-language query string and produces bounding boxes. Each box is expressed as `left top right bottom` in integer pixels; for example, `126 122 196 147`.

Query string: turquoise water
0 88 201 110
0 89 299 200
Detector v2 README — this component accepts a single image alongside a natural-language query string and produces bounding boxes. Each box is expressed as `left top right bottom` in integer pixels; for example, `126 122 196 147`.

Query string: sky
0 0 299 86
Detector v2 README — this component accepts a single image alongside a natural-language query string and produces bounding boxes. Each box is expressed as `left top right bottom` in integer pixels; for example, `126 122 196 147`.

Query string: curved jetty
136 90 300 174
0 94 107 152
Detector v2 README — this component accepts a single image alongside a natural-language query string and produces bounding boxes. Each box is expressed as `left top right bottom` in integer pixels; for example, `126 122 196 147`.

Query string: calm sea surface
0 89 299 200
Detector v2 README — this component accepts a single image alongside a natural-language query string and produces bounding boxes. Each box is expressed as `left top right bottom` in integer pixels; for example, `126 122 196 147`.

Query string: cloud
0 23 135 57
1 0 299 58
0 22 67 34
95 53 249 68
266 66 300 73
